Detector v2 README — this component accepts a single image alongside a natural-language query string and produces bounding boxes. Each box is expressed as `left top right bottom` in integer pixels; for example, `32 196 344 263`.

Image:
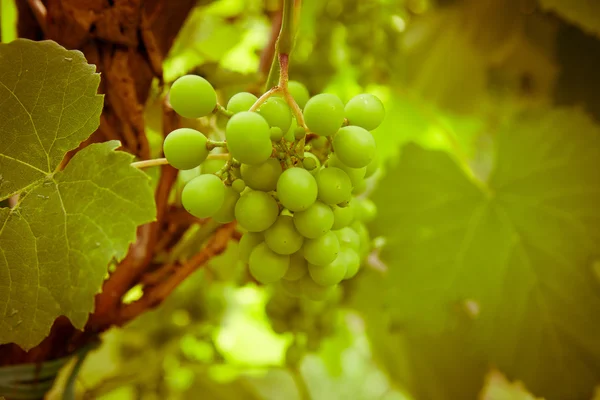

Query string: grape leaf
0 39 155 350
359 108 600 399
539 0 600 38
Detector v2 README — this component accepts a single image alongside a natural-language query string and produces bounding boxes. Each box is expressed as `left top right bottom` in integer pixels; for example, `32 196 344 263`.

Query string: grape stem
131 153 230 169
213 103 233 118
207 140 228 150
249 86 282 112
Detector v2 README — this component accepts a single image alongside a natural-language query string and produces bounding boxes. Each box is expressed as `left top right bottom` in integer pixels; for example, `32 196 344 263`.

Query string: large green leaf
0 40 155 350
539 0 600 38
358 108 600 399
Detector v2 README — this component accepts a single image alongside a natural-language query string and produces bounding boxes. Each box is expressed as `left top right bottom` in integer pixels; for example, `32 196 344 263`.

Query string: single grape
178 167 200 186
257 97 292 133
270 126 284 142
227 92 258 114
303 152 321 175
294 126 306 140
163 128 208 170
276 168 318 211
201 158 226 175
315 167 352 205
303 157 317 171
328 154 366 187
304 93 345 136
281 278 303 297
351 221 371 257
181 174 225 218
344 93 385 130
299 275 335 301
239 232 263 263
293 201 334 239
334 227 360 252
240 158 282 192
308 256 347 286
225 112 272 165
310 136 328 150
333 125 376 168
331 203 354 229
288 80 310 109
342 247 361 279
303 231 340 266
284 117 297 141
364 152 379 178
265 215 304 255
235 190 279 232
249 242 289 284
212 186 240 223
271 318 289 334
356 198 377 222
169 75 217 119
232 179 246 193
352 179 367 195
283 251 307 281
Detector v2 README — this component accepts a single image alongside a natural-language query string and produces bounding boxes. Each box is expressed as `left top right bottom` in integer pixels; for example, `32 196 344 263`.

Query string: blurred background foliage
3 0 600 399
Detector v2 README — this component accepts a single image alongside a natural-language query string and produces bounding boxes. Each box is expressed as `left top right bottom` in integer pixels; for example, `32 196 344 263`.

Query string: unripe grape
304 93 345 136
308 255 347 286
352 179 367 195
364 153 379 178
334 227 360 252
293 201 334 239
303 231 340 266
163 128 208 170
270 127 284 142
226 112 272 165
169 75 216 118
249 242 289 284
344 93 385 130
311 136 328 150
285 342 304 366
239 232 263 263
265 215 304 255
258 97 292 133
283 251 307 281
276 168 318 211
351 221 371 257
342 247 361 279
227 92 257 113
182 174 225 218
333 125 376 168
241 158 282 192
328 154 366 187
303 152 321 175
294 127 306 140
315 167 352 205
213 186 240 223
288 80 310 109
232 179 246 193
331 203 354 229
281 278 303 297
299 276 335 301
356 198 377 222
235 190 279 232
201 158 226 175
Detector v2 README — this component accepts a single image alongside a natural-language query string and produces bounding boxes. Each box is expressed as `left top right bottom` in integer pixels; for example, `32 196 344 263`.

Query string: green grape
182 174 225 218
284 117 297 141
343 247 361 279
276 168 318 211
331 203 354 229
332 126 376 168
294 126 306 140
270 126 284 141
293 201 334 239
264 215 304 255
288 80 310 109
285 342 304 366
299 275 335 301
271 319 289 334
315 167 352 205
235 190 279 232
163 128 208 170
328 153 366 187
352 221 371 258
311 136 328 150
356 198 377 222
334 227 360 252
249 242 289 284
303 157 317 171
232 179 246 193
226 112 272 165
308 256 347 286
344 93 385 130
303 231 340 266
364 152 379 178
169 75 217 119
227 92 257 114
257 97 292 133
352 179 367 195
240 158 282 192
283 251 307 281
239 232 263 263
178 167 200 186
304 93 345 136
212 186 240 223
303 152 321 175
201 158 226 174
281 278 303 297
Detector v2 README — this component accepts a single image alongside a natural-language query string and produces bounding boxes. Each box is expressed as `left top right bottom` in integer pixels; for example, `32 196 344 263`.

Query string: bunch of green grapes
164 74 384 301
